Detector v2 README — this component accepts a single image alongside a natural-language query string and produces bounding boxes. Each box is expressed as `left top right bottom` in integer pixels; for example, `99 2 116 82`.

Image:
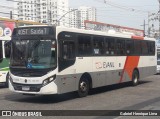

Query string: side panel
91 56 126 88
56 55 156 94
138 56 156 78
0 41 9 83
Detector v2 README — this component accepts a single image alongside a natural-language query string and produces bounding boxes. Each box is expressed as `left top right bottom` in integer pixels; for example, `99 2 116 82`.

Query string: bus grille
12 83 42 92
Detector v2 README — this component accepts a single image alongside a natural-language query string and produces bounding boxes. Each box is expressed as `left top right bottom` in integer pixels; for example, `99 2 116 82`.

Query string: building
69 8 79 28
69 6 97 29
14 0 69 27
79 6 96 29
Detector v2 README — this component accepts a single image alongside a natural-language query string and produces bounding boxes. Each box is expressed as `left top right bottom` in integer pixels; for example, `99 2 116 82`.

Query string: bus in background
0 38 10 87
8 26 156 97
0 20 14 87
156 39 160 74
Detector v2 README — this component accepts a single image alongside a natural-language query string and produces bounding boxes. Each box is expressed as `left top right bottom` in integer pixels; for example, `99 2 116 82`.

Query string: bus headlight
42 75 56 86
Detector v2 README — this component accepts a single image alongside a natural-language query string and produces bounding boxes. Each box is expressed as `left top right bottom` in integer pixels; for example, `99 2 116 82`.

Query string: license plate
22 86 30 91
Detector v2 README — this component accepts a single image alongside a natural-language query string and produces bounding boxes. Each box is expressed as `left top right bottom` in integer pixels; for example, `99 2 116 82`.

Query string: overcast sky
70 0 159 30
0 0 159 30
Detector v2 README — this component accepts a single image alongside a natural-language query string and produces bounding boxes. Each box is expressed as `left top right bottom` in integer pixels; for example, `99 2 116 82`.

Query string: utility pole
141 20 148 37
10 11 12 19
148 12 150 37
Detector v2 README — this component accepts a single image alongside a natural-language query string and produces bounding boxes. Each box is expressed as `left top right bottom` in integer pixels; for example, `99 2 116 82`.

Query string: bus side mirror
4 41 11 58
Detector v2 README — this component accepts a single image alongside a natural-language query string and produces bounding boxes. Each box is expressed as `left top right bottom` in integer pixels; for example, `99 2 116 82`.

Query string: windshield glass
10 38 56 69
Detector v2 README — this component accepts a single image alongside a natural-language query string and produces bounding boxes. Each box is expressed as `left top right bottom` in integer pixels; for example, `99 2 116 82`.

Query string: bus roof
15 25 155 41
56 26 155 41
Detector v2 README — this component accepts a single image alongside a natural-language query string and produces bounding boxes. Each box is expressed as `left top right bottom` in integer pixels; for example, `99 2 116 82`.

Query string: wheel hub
80 81 87 92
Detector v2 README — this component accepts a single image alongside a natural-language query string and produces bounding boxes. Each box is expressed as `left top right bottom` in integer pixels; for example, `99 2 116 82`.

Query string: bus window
134 40 142 55
59 40 75 71
93 37 105 55
116 39 125 55
62 41 75 60
78 35 92 56
105 37 115 55
0 41 3 62
141 41 148 55
148 41 155 55
126 40 134 55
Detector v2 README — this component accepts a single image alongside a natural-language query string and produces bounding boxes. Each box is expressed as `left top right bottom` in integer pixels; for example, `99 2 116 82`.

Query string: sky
69 0 159 30
0 0 159 31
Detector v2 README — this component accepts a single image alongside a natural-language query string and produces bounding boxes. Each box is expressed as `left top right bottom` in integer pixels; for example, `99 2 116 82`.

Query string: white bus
156 39 160 73
0 38 10 87
8 26 156 97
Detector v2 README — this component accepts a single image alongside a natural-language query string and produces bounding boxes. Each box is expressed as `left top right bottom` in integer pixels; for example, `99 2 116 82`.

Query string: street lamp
55 9 78 26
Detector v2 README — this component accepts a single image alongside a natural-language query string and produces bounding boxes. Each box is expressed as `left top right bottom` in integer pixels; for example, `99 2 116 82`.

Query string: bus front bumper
9 80 58 95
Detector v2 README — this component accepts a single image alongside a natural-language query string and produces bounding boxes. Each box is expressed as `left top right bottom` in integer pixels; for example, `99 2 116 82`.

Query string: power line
93 0 149 13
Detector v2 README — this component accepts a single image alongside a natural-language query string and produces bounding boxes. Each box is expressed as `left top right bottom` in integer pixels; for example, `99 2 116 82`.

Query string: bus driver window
62 41 75 60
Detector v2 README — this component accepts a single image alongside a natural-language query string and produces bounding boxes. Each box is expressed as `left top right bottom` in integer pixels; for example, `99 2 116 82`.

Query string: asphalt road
0 75 160 119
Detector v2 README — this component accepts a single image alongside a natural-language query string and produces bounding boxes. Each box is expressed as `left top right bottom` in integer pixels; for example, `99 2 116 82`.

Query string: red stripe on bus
131 36 144 40
119 56 140 83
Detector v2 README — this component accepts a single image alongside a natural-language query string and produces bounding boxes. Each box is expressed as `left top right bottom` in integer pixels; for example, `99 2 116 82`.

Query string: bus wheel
132 70 139 86
5 73 9 88
78 78 89 97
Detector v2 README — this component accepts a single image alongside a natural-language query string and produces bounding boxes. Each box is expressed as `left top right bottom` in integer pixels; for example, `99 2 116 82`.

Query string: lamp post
55 9 78 26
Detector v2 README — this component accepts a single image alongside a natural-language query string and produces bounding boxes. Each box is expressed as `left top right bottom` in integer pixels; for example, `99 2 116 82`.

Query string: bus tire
132 70 139 86
78 77 89 97
5 72 9 88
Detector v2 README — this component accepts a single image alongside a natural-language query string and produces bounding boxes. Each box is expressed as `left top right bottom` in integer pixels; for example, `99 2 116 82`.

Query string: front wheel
78 78 89 97
132 70 139 86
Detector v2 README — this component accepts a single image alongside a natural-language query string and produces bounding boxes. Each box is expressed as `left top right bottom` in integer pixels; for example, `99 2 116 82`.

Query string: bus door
58 32 76 93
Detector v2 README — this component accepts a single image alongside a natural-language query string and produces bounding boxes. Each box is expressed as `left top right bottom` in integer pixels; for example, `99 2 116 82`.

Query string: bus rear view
9 26 58 94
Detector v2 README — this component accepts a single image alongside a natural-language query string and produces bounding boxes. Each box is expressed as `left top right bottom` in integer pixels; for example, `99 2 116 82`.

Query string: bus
8 25 156 97
156 39 160 73
0 38 10 86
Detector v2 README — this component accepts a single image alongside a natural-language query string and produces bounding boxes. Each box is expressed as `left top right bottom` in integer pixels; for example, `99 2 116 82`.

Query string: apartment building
14 0 69 26
69 6 97 29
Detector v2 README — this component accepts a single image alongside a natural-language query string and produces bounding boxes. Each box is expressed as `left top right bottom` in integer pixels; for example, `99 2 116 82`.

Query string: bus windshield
10 39 56 69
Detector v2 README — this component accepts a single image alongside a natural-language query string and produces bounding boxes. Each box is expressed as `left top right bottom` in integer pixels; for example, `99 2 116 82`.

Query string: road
0 75 160 119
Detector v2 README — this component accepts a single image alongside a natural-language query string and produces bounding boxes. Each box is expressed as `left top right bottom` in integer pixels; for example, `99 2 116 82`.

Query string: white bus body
0 38 10 86
8 26 156 97
156 40 160 73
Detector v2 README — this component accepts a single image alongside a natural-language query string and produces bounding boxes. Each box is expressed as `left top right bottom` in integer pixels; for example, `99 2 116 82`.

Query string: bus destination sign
15 27 51 36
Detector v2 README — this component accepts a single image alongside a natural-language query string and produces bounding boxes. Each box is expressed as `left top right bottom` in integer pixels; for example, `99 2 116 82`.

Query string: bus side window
0 41 3 62
78 35 92 56
93 37 105 55
116 39 125 55
126 40 134 55
61 41 75 60
134 40 142 55
149 41 155 55
142 41 148 55
107 38 115 55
